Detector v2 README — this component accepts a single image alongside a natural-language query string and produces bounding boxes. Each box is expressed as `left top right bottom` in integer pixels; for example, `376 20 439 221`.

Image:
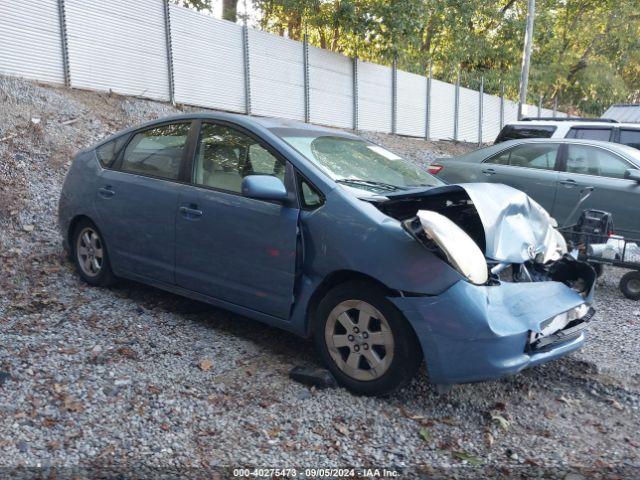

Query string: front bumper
390 279 593 385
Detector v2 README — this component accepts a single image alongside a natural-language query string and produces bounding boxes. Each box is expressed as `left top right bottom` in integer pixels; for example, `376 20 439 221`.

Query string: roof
505 119 640 129
601 104 640 123
450 138 640 165
92 111 360 150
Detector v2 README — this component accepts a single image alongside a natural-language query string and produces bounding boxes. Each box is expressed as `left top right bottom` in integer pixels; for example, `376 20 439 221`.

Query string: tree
222 0 238 22
178 0 640 114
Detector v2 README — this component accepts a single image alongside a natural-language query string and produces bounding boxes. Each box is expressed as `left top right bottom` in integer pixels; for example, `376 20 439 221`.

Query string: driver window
193 123 285 193
566 144 630 179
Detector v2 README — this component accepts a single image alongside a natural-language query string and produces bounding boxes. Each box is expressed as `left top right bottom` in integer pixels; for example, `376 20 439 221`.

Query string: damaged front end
367 183 596 383
371 183 596 299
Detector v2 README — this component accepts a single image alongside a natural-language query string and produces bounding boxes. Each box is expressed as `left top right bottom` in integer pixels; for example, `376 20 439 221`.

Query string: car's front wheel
313 281 423 395
71 219 116 287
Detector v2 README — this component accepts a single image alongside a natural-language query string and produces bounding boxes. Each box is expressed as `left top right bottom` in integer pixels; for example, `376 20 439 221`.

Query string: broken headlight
406 210 488 285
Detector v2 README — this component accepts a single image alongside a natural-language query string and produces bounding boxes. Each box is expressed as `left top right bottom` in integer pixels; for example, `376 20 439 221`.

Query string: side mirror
624 169 640 182
241 175 288 202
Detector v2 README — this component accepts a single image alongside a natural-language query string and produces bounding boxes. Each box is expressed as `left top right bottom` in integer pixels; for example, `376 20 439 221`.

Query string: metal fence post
352 56 359 131
425 63 432 140
500 84 505 129
538 94 543 117
163 0 175 105
242 24 252 115
453 69 460 141
478 76 484 146
302 34 311 123
57 0 71 87
553 96 558 118
391 55 398 134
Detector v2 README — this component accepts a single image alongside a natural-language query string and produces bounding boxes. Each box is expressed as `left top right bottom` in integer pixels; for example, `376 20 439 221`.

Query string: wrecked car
58 113 596 395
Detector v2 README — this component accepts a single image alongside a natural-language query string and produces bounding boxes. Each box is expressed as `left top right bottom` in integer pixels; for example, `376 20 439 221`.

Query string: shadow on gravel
107 277 321 367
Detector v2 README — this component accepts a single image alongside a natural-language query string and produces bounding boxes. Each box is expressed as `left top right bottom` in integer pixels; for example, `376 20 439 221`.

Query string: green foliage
249 0 640 115
172 0 214 12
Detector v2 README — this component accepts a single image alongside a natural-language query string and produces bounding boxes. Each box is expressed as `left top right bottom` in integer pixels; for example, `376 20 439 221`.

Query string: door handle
560 179 578 188
481 168 496 176
98 186 115 198
179 205 203 219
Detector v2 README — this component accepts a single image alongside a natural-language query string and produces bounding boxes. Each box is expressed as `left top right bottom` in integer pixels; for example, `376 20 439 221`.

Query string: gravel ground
1 76 639 479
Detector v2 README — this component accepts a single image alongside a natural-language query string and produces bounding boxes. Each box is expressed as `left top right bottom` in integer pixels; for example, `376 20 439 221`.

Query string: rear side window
566 127 613 141
121 123 191 180
486 143 559 170
495 125 556 143
96 135 128 168
620 129 640 150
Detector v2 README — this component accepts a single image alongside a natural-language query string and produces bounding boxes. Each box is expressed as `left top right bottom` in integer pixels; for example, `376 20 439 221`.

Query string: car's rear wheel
72 219 116 287
313 281 423 395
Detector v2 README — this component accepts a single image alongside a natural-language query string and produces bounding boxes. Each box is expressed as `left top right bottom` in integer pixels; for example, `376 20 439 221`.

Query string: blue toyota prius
58 113 596 395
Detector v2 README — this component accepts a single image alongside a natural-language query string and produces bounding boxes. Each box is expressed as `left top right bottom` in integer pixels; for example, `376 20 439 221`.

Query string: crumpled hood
367 182 559 264
458 183 557 263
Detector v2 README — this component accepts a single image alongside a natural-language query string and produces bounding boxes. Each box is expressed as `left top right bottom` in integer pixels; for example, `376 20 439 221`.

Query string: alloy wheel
76 227 104 278
324 299 395 381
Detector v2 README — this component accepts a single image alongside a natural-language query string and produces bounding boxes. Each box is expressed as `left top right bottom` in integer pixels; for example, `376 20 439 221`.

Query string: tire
619 271 640 300
313 281 423 396
592 263 604 278
71 219 116 287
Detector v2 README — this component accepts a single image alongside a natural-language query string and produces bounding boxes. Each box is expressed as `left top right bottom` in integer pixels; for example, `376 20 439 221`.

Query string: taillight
428 164 443 174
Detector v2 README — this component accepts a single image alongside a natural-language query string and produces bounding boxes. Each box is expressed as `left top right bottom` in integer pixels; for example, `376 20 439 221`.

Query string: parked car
430 138 640 238
495 118 640 150
59 114 596 395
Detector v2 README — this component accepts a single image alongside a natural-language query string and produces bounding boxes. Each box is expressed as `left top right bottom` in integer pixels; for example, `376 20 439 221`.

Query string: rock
199 359 213 371
16 441 29 453
564 474 585 480
289 366 337 389
0 372 11 386
297 389 312 400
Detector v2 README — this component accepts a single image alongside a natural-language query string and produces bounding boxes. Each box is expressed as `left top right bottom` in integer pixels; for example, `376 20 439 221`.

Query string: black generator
571 209 614 246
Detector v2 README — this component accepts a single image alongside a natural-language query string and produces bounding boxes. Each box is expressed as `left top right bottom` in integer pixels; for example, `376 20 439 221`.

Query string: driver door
480 142 561 216
554 143 640 235
174 121 299 319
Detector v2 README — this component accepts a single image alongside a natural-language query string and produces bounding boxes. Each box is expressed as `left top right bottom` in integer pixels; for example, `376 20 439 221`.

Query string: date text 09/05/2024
232 467 400 477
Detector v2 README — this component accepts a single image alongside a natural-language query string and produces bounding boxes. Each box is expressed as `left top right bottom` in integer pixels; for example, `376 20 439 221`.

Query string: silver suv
495 118 640 150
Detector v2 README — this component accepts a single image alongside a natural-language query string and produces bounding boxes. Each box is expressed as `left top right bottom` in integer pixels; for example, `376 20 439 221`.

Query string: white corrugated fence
0 0 567 142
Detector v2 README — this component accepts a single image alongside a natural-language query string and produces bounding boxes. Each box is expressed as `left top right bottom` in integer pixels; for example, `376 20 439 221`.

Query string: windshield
281 134 443 192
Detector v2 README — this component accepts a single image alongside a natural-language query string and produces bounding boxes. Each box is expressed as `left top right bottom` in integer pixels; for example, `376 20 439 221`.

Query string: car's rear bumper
390 279 593 385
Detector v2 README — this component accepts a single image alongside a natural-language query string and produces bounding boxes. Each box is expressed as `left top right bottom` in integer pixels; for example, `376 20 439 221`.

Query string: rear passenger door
481 142 561 215
94 121 194 283
555 143 640 235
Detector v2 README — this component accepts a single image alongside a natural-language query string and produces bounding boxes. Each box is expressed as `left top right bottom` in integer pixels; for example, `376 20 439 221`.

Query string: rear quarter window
619 129 640 150
95 135 129 168
495 125 556 143
566 127 613 141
